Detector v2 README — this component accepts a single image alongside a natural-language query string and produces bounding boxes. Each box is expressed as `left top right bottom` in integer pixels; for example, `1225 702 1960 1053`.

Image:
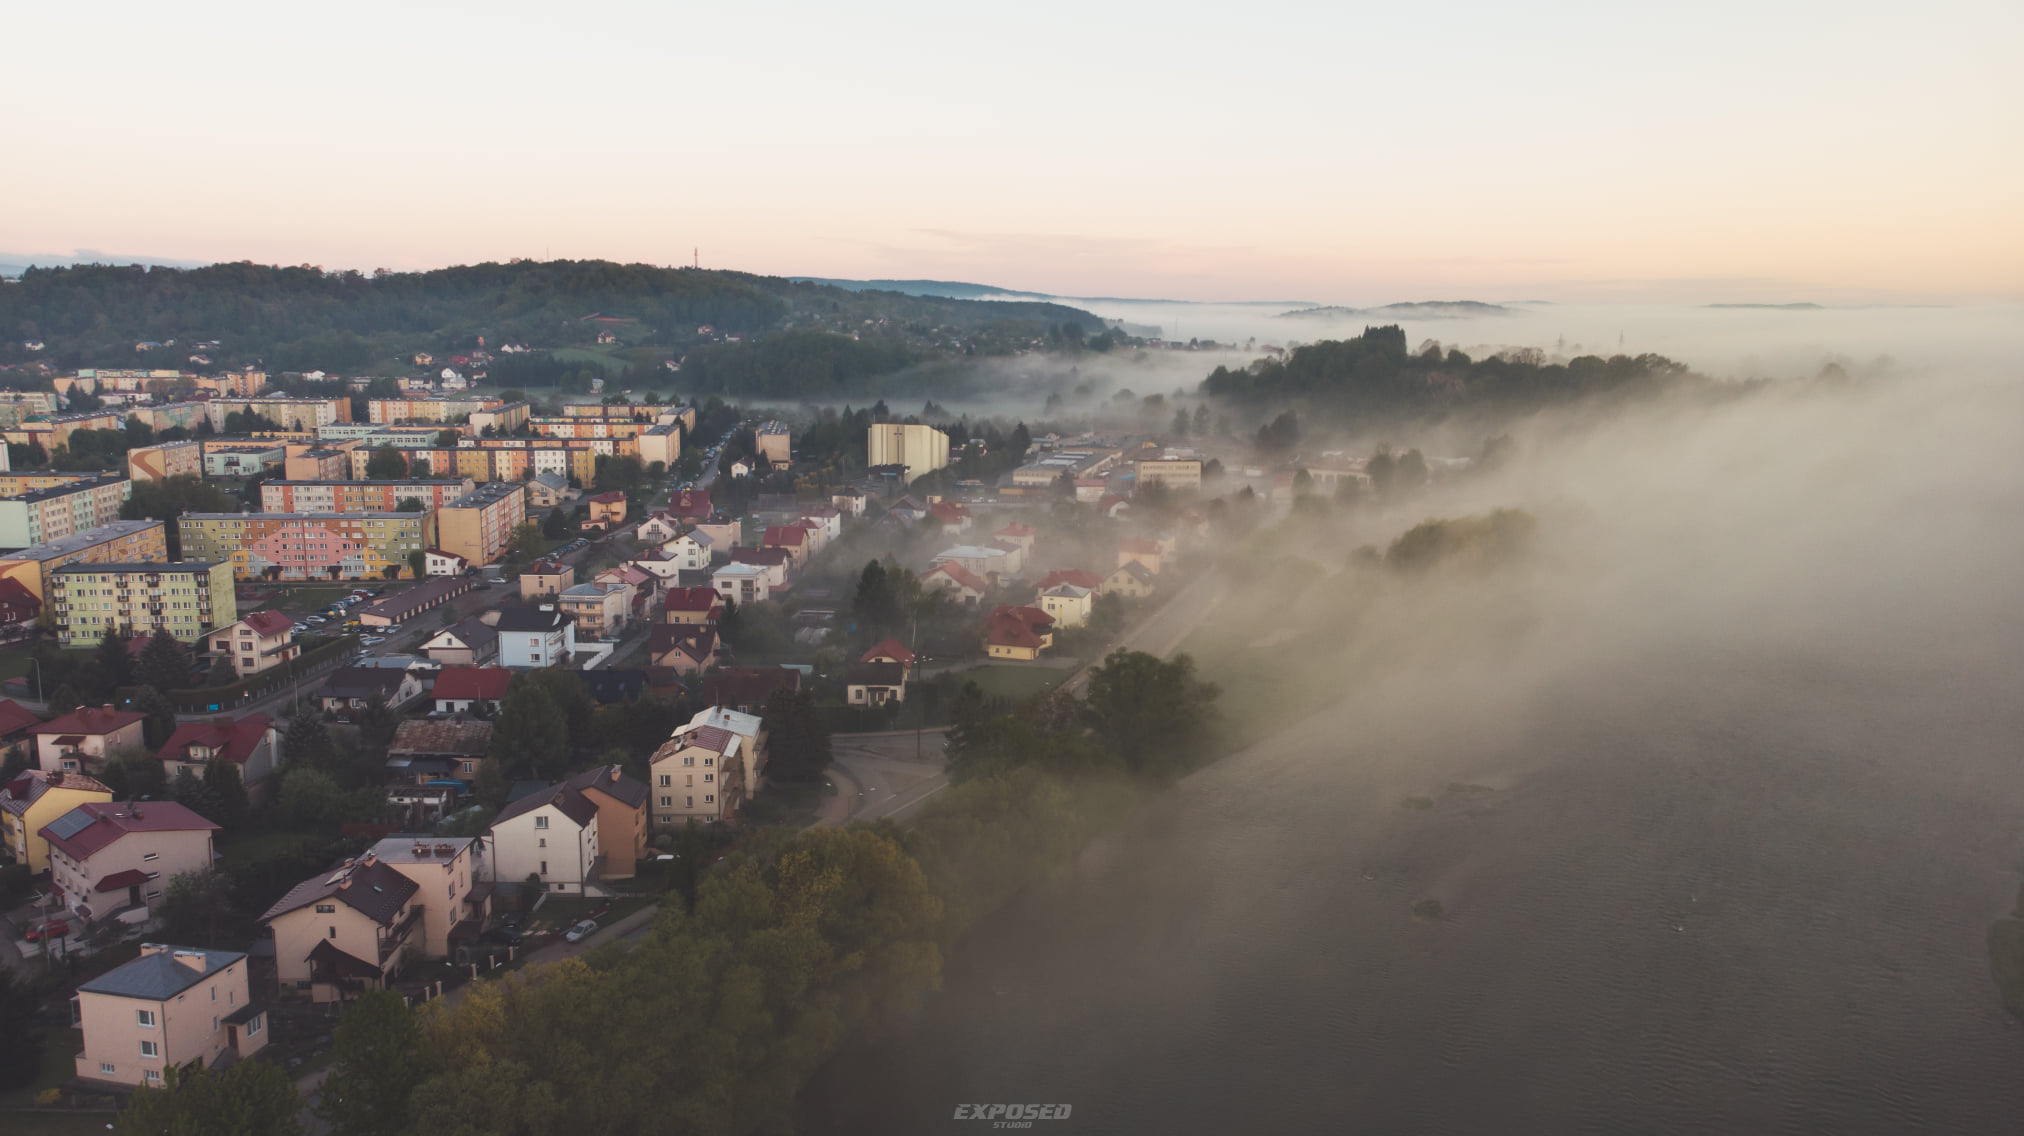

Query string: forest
1202 323 1698 421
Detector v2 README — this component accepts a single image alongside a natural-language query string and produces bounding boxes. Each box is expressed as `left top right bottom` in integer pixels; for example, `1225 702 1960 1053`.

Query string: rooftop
52 561 221 575
40 800 218 861
77 945 245 1002
0 520 165 562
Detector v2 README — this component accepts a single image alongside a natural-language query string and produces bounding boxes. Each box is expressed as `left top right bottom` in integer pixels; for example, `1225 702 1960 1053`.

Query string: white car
564 919 598 943
488 577 508 584
360 635 386 645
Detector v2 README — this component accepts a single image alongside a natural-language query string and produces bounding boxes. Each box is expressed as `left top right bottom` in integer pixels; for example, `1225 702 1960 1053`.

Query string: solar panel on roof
46 809 96 840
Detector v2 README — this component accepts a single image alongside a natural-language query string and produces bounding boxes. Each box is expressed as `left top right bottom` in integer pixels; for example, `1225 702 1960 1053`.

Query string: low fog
818 343 2024 1133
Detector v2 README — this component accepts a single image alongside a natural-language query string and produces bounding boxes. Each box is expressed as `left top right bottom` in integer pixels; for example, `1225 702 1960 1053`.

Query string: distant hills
1280 301 1516 320
1703 302 1823 310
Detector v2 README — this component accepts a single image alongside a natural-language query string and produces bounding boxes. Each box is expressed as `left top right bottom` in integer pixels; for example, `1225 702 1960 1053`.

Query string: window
211 987 217 1001
212 1016 219 1031
658 775 670 787
329 926 337 938
246 1014 262 1036
100 1063 115 1076
685 796 693 807
144 1069 161 1083
659 796 671 807
142 852 159 862
703 774 713 783
136 1009 156 1028
539 861 548 875
683 756 694 766
533 815 548 830
704 794 715 804
538 838 546 848
140 1040 159 1058
315 904 336 914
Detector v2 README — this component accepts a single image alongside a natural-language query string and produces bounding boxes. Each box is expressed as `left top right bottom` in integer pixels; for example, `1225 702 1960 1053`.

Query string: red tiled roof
32 707 146 738
589 491 627 504
1035 569 1104 591
241 610 294 636
153 714 272 767
679 725 737 754
664 586 721 614
40 800 218 862
762 525 806 547
433 667 512 702
928 501 971 521
860 638 916 666
985 605 1051 650
926 562 990 594
994 522 1035 538
1 770 109 817
729 546 790 566
669 489 714 517
0 698 42 739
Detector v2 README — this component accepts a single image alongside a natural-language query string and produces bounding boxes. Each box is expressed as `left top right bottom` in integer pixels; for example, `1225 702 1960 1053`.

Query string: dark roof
562 764 649 810
496 607 571 633
0 698 43 739
650 623 717 663
1 770 110 817
322 666 413 698
387 718 493 758
359 576 475 621
663 586 721 614
1036 568 1105 591
428 616 498 656
728 546 791 567
493 783 599 828
432 666 511 701
260 857 419 926
668 488 713 517
0 577 43 616
306 938 383 979
703 666 801 710
1112 560 1156 584
77 945 245 1000
846 661 907 688
154 714 273 767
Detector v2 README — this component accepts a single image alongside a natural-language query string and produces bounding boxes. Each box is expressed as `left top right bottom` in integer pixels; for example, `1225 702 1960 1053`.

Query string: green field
944 664 1074 703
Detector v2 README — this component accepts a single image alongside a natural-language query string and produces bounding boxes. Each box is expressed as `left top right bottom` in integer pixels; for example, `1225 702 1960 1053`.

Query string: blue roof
77 945 244 1000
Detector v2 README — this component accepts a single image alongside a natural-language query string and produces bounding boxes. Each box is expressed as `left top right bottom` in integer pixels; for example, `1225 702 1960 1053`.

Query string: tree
472 758 507 811
435 429 460 448
97 626 135 688
365 444 408 480
137 629 193 692
665 819 714 911
1082 649 1221 781
506 522 546 562
200 759 249 829
316 989 433 1136
489 678 568 780
396 496 425 512
45 682 81 717
356 691 402 753
280 766 348 828
407 549 427 578
158 868 242 948
133 684 179 748
170 766 223 823
540 507 569 540
761 688 832 782
0 969 42 1093
285 701 337 771
115 1057 303 1136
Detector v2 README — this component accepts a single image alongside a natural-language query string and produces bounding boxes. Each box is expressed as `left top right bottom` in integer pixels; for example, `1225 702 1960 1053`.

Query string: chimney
173 949 208 972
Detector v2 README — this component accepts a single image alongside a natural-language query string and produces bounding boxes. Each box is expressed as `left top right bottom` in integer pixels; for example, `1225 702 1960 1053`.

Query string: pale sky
4 0 2019 303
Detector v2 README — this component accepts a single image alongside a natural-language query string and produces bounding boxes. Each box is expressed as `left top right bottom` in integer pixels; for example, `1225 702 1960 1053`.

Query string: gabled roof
688 705 763 739
41 801 218 862
1036 568 1104 591
703 666 800 710
673 724 738 755
433 666 512 702
0 699 42 739
0 770 110 817
154 714 273 767
925 562 990 594
993 522 1036 538
589 491 627 505
860 638 917 666
32 706 146 738
651 623 718 662
727 546 791 567
668 488 714 516
1110 560 1156 584
388 718 493 758
762 525 806 547
928 500 971 522
260 856 419 926
671 528 715 548
0 577 42 615
562 764 649 810
532 471 570 491
984 604 1055 650
78 945 245 1001
426 616 499 656
493 783 599 828
1041 583 1092 599
664 586 722 614
240 610 294 637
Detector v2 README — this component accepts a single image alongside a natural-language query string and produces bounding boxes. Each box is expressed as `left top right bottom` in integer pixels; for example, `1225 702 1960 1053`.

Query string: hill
1280 301 1515 320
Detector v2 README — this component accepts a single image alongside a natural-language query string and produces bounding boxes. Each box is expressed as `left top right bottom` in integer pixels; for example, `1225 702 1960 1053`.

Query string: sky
3 0 2020 304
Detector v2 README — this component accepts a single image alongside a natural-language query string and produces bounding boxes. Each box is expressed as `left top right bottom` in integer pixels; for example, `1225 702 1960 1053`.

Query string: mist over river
806 361 2024 1134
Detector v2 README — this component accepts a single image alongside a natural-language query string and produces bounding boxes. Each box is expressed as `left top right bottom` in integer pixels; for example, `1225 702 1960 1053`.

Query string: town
0 355 1425 1127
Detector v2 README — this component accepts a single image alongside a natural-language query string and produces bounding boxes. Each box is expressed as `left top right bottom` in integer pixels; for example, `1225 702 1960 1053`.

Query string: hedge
165 634 360 712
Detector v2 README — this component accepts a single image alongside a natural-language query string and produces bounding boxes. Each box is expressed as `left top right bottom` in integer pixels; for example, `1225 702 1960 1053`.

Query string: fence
164 634 360 712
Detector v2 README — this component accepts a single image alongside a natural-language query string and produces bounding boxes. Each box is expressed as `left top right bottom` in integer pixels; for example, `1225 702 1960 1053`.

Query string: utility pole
912 612 921 762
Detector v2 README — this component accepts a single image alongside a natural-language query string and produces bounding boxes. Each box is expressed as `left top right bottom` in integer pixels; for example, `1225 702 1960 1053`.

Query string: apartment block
49 560 236 646
127 402 211 435
126 440 202 482
367 396 504 425
638 422 681 469
205 396 350 431
201 441 287 477
0 520 169 600
261 479 475 514
528 415 645 441
866 423 950 482
0 474 133 548
435 481 526 566
180 511 436 581
755 420 791 465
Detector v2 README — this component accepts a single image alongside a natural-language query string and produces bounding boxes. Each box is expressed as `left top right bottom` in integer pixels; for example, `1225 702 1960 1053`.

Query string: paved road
819 727 951 826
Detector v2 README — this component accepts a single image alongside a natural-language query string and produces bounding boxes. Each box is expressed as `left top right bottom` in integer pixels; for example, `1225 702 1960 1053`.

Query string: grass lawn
0 1111 119 1135
0 645 37 683
215 828 319 867
0 1028 84 1109
947 664 1072 703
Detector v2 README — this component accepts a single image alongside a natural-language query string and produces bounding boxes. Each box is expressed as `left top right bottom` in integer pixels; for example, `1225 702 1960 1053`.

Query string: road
1060 567 1228 694
818 727 951 826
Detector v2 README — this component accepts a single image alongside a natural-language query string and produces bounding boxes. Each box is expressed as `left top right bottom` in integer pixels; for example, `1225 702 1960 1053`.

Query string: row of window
658 795 715 807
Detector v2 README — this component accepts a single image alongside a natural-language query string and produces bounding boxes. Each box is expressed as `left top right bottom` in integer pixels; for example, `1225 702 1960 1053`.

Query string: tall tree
490 678 567 780
365 444 408 480
137 630 193 692
762 688 832 782
97 626 135 688
0 969 42 1092
316 989 434 1136
1082 649 1221 781
115 1057 303 1136
201 759 250 829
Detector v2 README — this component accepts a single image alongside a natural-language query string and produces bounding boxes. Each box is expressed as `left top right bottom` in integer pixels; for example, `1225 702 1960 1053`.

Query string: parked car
360 635 387 645
564 919 598 943
488 577 508 585
25 919 69 941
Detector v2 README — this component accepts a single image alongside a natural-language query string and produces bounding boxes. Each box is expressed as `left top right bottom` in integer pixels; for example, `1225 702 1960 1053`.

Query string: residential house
797 506 843 543
385 719 494 786
318 666 427 719
558 582 627 640
666 488 714 521
928 500 973 533
423 549 469 577
519 559 574 600
367 835 490 961
922 561 989 605
984 605 1055 661
42 800 218 920
664 529 716 571
650 624 720 674
560 765 649 880
987 539 1028 576
635 512 683 546
860 639 917 673
260 854 424 1002
33 707 148 774
685 706 768 799
761 525 809 567
0 698 40 758
887 495 929 524
992 522 1037 555
712 563 768 606
830 487 867 516
845 661 907 706
205 610 299 679
1104 560 1157 599
420 616 500 666
525 471 576 509
596 563 657 619
662 586 723 625
689 516 738 550
648 725 742 827
583 491 627 533
726 546 792 591
496 606 574 668
1118 537 1163 574
702 667 800 715
1037 583 1094 628
1 770 112 873
72 945 266 1089
0 577 42 642
1036 568 1105 593
154 714 280 802
932 545 1010 583
431 666 511 714
490 784 601 894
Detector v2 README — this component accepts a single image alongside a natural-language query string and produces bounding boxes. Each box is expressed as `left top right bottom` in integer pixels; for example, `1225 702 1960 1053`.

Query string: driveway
818 727 951 826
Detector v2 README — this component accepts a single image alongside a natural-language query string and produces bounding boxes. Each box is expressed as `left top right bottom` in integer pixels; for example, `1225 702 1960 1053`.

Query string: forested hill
0 259 1105 374
1203 324 1696 420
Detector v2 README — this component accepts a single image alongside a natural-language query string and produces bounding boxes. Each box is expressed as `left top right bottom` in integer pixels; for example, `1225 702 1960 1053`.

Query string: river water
807 372 2024 1134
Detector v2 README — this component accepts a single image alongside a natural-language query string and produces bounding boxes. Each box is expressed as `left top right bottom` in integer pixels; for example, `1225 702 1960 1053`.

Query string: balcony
379 905 425 963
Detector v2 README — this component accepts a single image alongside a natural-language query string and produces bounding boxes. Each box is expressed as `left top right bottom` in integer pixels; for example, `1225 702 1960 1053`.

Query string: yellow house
260 854 424 1003
72 944 267 1090
1 769 112 873
1103 560 1157 599
984 605 1055 661
1037 583 1094 629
